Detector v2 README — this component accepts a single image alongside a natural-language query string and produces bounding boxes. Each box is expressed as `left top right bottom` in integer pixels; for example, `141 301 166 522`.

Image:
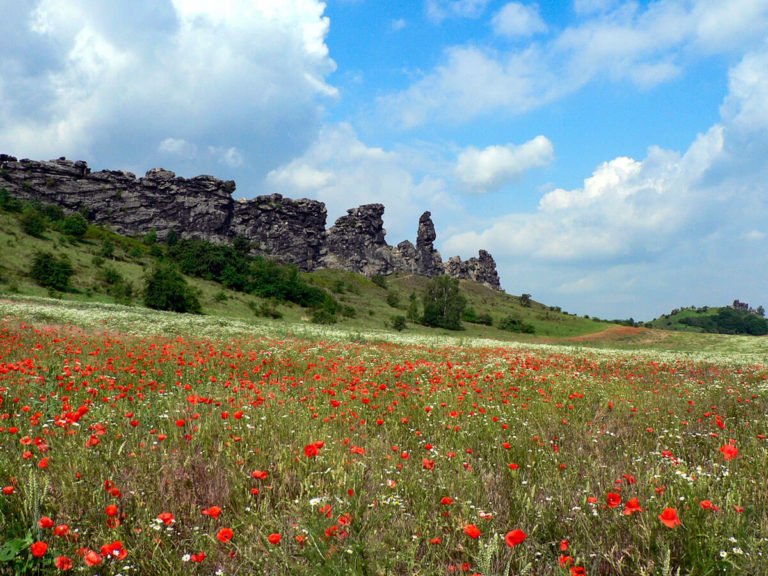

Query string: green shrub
143 265 201 314
20 208 47 237
30 252 73 291
62 213 88 239
371 275 388 289
499 316 535 334
0 188 22 212
386 291 400 308
98 266 134 304
421 276 466 330
391 315 407 331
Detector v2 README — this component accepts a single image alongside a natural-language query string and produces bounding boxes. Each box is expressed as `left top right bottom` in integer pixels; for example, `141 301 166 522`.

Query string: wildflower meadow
0 299 766 575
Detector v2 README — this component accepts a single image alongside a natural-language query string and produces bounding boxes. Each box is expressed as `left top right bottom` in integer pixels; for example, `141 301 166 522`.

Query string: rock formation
0 154 501 288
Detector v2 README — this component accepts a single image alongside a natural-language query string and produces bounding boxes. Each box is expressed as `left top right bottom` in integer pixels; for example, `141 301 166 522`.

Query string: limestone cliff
0 154 501 288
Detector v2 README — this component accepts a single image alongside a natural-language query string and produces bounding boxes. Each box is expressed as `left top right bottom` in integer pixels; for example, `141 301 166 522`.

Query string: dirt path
560 325 669 344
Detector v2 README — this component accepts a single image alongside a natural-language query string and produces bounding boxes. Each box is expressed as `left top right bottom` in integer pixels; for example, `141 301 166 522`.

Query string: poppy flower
202 506 222 519
55 556 73 570
570 567 586 576
2 486 13 495
30 541 48 558
719 444 738 461
105 505 118 517
216 527 233 543
659 507 681 528
157 512 175 525
700 500 719 511
304 444 319 458
463 524 481 539
267 533 281 545
441 496 454 505
39 516 54 529
559 555 574 567
623 497 643 515
84 550 102 566
505 529 527 547
252 470 268 480
606 493 621 508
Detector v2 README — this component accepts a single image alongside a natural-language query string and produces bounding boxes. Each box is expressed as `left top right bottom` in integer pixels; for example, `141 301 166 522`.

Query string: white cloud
426 0 490 23
572 0 617 15
381 0 768 128
0 0 336 183
492 2 547 38
265 123 451 241
455 136 553 192
442 44 768 319
391 18 407 31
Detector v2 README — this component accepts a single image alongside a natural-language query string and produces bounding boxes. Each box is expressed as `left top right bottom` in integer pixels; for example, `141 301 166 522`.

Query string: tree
519 293 532 307
407 292 419 323
143 264 201 314
421 276 466 330
20 208 47 237
62 213 88 239
30 252 73 291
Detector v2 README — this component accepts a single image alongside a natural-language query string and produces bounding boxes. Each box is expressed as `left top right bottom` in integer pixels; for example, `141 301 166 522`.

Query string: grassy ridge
0 206 607 340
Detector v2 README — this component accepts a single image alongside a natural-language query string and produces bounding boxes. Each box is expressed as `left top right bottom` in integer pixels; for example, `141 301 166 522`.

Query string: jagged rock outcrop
444 250 501 290
0 154 502 288
323 204 395 276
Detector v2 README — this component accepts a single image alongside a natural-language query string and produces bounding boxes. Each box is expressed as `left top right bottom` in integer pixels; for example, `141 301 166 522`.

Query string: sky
2 0 768 321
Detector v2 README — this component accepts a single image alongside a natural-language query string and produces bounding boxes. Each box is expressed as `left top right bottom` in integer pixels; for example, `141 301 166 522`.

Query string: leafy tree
0 188 22 212
519 293 532 307
421 276 466 330
386 290 400 307
165 229 179 247
391 315 407 331
30 252 73 291
143 265 201 314
407 292 419 323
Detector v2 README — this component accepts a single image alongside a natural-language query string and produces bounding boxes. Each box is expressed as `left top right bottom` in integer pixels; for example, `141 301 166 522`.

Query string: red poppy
54 555 73 570
105 505 118 517
659 507 681 528
39 516 54 529
84 550 102 566
441 496 454 505
157 512 175 525
202 506 222 519
252 470 268 480
719 444 738 461
623 497 643 515
216 527 233 542
505 529 527 547
463 524 481 539
570 567 586 576
190 552 206 562
559 555 574 567
30 541 48 558
606 493 621 508
304 444 319 458
700 500 719 511
267 533 281 545
2 486 13 495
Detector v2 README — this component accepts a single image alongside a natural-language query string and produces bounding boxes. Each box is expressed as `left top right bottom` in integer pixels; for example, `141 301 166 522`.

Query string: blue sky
2 1 768 320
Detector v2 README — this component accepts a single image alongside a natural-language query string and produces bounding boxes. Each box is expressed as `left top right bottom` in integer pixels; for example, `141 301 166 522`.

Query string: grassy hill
0 197 608 340
646 305 768 335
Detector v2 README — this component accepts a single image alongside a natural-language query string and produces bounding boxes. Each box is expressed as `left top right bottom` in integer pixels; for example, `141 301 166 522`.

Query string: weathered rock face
0 154 503 287
323 204 394 276
232 194 326 271
444 249 501 290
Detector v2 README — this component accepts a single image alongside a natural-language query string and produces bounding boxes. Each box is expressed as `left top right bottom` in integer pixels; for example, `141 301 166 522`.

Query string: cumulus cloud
455 136 553 192
442 45 768 319
381 0 768 128
0 0 336 185
265 123 451 241
491 2 547 38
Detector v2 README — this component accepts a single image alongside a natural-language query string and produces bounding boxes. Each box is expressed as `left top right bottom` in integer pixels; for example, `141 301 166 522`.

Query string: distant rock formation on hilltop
0 154 501 290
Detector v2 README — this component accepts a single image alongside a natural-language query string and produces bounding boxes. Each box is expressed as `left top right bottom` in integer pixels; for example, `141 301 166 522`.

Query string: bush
391 315 407 331
371 275 388 289
143 265 201 314
62 213 89 239
30 252 73 291
499 316 535 334
98 266 134 305
20 208 47 237
0 188 22 212
386 291 400 307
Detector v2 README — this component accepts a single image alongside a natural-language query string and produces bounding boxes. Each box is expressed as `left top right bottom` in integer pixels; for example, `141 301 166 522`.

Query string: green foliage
0 188 23 212
386 290 400 307
519 293 532 307
499 315 535 334
166 238 328 308
19 208 47 237
679 307 768 335
407 292 419 323
99 237 115 259
252 299 283 319
391 315 407 331
97 266 134 304
30 252 74 291
371 274 388 289
143 264 201 314
165 229 179 247
421 275 466 330
61 212 88 239
311 294 339 324
142 229 158 246
462 307 493 326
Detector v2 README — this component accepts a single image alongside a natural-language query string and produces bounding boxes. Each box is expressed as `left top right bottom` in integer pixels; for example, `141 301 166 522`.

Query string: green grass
0 298 766 575
0 208 610 341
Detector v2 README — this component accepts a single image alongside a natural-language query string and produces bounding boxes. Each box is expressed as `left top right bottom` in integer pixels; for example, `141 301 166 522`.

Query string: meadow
0 298 766 575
